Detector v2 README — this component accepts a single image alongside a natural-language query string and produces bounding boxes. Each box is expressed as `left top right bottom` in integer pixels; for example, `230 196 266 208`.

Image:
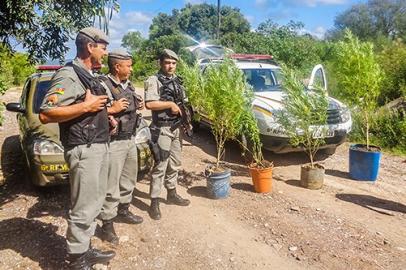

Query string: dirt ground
0 87 405 270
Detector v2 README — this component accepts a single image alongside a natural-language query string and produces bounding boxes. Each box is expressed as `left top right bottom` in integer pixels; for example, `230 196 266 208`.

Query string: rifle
159 76 193 137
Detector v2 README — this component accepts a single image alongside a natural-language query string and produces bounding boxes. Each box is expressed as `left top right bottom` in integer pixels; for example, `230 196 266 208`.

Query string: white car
187 46 352 154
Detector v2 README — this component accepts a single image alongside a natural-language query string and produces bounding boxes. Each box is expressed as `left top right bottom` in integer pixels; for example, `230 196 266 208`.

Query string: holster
148 126 162 163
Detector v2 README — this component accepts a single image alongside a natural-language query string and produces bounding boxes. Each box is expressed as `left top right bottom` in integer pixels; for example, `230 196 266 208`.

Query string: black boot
100 220 119 245
116 203 143 224
167 188 190 206
149 198 161 220
68 248 116 270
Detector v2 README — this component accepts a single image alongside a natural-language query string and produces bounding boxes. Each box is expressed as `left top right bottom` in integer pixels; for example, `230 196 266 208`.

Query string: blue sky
64 0 365 59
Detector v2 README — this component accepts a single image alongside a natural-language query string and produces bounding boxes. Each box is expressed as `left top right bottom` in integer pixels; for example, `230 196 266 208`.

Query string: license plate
313 128 334 139
40 163 69 172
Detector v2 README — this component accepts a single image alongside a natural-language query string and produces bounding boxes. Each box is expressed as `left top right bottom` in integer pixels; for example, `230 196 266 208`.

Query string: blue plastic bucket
349 144 381 181
206 169 231 199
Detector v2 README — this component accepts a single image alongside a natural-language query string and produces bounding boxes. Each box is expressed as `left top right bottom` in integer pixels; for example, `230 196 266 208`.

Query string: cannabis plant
181 59 259 169
331 29 382 150
277 65 329 168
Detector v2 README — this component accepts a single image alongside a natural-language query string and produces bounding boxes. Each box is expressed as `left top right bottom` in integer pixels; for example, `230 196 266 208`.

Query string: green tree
221 20 327 71
149 3 250 42
122 31 145 53
331 0 406 41
0 0 119 61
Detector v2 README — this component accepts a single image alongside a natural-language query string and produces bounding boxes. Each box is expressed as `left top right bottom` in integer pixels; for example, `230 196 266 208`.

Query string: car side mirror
6 102 26 113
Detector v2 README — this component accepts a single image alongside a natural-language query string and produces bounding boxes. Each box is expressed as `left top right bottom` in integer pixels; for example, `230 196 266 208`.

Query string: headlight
33 140 64 155
134 127 151 144
339 107 351 123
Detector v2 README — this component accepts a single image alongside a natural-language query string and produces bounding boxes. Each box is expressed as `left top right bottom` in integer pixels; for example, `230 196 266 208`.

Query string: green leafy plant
277 65 329 168
330 29 382 150
181 59 259 169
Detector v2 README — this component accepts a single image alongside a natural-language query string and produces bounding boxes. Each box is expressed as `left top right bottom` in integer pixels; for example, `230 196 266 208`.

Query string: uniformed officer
98 48 144 244
144 49 191 220
39 27 115 269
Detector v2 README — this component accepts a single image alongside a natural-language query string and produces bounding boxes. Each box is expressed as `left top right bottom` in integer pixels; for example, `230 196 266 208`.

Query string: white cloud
298 26 327 39
298 0 347 7
64 9 153 60
184 0 205 4
255 0 268 7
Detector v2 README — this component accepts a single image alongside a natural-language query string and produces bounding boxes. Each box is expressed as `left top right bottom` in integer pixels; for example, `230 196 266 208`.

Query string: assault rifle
159 76 193 137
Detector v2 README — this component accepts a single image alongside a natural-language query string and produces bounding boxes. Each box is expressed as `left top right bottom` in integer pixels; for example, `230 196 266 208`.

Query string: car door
307 64 327 91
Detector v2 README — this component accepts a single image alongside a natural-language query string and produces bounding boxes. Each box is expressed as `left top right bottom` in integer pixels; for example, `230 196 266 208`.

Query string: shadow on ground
336 193 406 215
0 217 66 269
183 126 331 169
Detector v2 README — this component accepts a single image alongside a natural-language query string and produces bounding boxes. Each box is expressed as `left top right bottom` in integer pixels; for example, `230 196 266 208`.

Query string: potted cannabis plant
239 97 274 193
277 65 329 189
332 30 382 181
181 59 252 198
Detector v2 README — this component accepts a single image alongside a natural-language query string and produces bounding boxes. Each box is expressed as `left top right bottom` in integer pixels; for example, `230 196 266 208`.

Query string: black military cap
108 48 132 60
160 49 179 61
78 27 109 44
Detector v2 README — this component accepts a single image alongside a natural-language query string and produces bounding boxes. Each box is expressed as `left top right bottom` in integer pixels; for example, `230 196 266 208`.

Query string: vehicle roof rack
229 54 278 65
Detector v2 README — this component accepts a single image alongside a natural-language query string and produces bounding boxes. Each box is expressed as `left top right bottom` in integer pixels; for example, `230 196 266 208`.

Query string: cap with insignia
108 48 132 60
159 49 179 61
78 27 109 44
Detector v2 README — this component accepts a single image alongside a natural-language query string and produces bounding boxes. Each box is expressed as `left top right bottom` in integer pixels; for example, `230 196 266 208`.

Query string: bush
10 53 35 86
0 45 14 95
377 40 406 105
370 109 406 154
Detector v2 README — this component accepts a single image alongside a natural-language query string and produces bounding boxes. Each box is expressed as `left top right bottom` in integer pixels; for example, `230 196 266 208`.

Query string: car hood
25 114 60 146
253 90 345 112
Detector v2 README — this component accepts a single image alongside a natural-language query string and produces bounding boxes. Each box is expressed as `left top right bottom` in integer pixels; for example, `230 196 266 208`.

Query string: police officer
39 27 115 269
144 49 191 220
98 48 144 244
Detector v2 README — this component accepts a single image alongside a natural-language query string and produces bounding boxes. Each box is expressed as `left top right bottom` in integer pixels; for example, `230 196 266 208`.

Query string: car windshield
242 68 282 92
33 79 52 114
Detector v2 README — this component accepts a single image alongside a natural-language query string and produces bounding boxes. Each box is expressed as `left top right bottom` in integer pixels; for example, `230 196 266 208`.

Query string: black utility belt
155 120 177 127
111 133 133 141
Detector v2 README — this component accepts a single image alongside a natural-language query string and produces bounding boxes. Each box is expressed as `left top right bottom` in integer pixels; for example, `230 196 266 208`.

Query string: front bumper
29 153 69 186
261 129 348 153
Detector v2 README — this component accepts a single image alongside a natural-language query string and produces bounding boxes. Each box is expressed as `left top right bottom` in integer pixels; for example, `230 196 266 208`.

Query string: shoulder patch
46 94 58 107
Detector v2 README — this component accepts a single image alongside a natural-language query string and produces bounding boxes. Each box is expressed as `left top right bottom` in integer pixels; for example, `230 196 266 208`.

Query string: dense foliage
0 0 119 61
329 0 406 42
0 45 35 95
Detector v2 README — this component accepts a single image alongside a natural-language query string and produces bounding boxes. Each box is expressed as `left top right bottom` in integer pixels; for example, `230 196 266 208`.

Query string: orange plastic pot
249 165 273 193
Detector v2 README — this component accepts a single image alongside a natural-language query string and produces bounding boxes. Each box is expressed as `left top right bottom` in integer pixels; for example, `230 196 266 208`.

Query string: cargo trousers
99 137 138 221
64 143 109 254
150 126 182 198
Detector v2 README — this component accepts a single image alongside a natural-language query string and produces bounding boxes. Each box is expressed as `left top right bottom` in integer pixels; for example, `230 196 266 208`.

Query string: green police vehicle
6 66 152 186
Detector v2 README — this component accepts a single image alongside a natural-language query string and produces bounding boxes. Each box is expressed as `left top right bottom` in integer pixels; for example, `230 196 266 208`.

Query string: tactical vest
59 63 110 148
152 74 185 123
100 77 140 140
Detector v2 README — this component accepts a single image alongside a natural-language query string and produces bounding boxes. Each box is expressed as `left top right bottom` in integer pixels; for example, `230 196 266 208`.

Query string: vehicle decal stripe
253 105 273 117
255 94 283 105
